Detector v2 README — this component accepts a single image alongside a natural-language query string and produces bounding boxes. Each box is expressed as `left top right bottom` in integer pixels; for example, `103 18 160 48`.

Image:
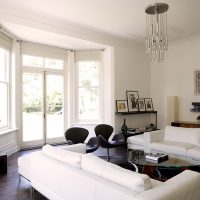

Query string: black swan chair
64 127 99 153
64 127 89 144
86 137 99 153
94 124 125 161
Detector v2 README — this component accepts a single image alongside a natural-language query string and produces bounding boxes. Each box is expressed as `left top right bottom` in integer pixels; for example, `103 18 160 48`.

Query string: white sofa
18 143 200 200
146 126 200 159
18 143 86 181
127 126 200 160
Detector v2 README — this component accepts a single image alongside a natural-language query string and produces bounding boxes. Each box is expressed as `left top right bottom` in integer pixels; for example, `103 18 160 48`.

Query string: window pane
0 83 8 128
45 58 64 70
22 55 43 68
22 73 43 141
78 61 99 87
0 48 7 81
46 74 64 139
78 87 99 120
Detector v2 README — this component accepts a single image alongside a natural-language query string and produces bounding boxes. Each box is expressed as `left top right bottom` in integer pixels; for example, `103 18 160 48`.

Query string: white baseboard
0 141 19 156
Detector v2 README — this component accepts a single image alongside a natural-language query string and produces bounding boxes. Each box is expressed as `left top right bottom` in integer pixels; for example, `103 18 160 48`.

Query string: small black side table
0 154 7 175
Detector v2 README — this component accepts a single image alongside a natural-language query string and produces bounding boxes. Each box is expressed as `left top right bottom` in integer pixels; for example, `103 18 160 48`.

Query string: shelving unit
116 111 157 115
116 111 157 128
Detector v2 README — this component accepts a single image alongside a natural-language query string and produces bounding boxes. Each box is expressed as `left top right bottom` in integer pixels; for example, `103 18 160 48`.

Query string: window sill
0 128 18 136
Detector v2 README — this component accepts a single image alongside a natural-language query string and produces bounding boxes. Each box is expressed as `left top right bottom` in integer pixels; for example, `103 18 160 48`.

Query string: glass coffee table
128 149 200 181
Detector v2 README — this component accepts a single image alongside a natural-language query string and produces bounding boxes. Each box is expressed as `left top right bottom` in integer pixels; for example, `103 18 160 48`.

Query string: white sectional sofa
18 143 200 200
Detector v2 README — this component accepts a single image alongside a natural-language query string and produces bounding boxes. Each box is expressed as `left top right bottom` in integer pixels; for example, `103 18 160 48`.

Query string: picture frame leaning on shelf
116 100 128 113
144 98 154 111
138 98 146 111
126 91 139 112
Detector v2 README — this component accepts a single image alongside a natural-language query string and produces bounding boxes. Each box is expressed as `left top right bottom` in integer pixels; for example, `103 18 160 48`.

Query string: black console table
0 154 7 175
116 111 157 128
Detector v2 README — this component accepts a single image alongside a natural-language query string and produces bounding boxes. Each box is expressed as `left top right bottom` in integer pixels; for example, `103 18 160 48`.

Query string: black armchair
64 127 89 144
95 124 125 161
64 127 99 153
86 137 99 153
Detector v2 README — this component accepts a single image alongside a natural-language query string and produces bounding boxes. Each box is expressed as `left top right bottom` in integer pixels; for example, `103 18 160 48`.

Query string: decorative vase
121 118 128 133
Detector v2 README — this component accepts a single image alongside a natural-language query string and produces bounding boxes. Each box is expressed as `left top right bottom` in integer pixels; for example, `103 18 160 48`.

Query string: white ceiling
0 0 200 49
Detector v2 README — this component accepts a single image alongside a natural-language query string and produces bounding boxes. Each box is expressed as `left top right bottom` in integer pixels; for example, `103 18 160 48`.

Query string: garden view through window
77 61 100 122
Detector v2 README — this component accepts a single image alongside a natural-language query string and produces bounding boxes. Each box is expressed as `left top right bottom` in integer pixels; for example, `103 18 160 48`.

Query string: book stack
145 153 168 163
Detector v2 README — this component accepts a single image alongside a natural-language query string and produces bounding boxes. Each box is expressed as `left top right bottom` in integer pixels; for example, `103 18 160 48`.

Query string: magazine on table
145 153 168 163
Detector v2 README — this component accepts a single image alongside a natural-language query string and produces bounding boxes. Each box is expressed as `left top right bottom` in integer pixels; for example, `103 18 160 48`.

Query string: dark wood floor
0 146 127 200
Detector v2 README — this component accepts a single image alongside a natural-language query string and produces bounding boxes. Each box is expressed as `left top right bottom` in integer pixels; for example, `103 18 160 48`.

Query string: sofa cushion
42 144 82 168
81 153 107 176
187 146 200 160
164 126 200 145
58 143 86 154
150 141 195 156
81 153 152 192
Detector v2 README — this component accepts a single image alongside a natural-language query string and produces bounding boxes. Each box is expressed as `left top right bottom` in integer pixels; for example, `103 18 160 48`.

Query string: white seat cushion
164 126 200 145
150 141 195 156
81 153 152 192
42 144 82 168
187 146 200 160
127 135 144 145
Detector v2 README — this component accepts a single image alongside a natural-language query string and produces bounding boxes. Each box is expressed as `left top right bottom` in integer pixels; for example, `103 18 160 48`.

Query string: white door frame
20 68 65 148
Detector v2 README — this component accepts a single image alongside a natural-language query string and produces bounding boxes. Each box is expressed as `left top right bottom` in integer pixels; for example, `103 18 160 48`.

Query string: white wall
151 38 200 128
114 43 151 131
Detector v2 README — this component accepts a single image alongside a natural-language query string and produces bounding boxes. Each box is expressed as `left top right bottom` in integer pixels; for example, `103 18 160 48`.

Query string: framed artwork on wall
116 100 128 113
144 98 154 111
138 98 146 111
194 70 200 95
126 91 139 112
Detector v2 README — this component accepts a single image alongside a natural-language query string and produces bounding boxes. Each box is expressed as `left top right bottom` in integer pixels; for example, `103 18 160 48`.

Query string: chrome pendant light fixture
145 1 169 62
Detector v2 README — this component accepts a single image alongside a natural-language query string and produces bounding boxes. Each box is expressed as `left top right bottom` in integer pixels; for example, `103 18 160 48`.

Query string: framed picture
126 91 139 112
194 70 200 95
144 98 154 111
138 98 146 111
116 100 128 113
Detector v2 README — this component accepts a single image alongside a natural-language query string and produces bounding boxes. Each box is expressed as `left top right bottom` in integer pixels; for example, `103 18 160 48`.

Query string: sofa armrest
134 170 200 200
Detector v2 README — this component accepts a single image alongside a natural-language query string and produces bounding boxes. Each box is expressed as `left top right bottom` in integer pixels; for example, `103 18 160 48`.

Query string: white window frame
74 51 103 124
0 31 12 132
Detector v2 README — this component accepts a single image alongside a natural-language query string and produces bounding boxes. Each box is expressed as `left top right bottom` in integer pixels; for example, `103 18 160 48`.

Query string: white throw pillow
81 153 152 192
42 144 82 168
164 126 200 145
